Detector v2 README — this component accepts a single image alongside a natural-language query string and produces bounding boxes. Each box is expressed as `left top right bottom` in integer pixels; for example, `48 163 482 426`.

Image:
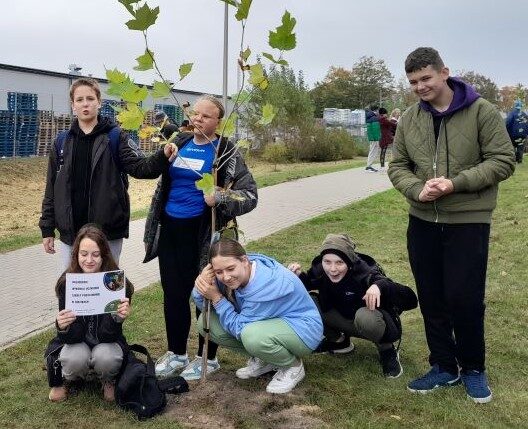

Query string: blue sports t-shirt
165 139 218 218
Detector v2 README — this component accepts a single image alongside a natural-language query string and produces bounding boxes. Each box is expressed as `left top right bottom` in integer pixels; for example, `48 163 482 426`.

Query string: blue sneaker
407 364 460 393
461 370 492 403
180 356 220 381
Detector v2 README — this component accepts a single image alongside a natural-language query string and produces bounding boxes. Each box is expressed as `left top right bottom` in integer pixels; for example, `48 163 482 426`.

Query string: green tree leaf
179 63 193 80
195 173 215 196
121 84 149 103
232 89 252 104
257 103 277 125
152 80 172 98
235 0 252 21
216 112 238 137
117 104 145 130
117 0 140 16
125 4 159 31
268 10 296 51
106 68 128 84
262 52 288 66
133 49 154 71
248 64 270 90
241 47 251 62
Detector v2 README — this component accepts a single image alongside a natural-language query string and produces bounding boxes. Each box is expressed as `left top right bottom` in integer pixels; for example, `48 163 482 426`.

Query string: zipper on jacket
432 118 442 223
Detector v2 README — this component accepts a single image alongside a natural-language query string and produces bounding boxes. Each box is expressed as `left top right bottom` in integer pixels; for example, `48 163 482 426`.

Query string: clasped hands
418 176 454 202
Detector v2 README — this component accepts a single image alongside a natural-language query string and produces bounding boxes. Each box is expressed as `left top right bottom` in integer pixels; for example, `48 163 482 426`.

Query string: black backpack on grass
116 344 188 420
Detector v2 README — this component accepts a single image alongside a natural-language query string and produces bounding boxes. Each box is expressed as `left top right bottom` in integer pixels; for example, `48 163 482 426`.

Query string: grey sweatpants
59 342 123 381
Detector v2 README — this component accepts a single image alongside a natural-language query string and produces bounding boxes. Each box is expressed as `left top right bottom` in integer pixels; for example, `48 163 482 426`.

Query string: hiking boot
461 370 492 404
236 357 276 379
407 364 460 393
155 351 189 378
102 381 115 402
266 360 305 394
315 335 355 354
48 386 67 402
379 346 403 378
180 356 220 381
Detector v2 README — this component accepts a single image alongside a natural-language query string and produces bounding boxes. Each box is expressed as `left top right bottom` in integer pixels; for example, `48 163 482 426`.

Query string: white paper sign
65 270 126 316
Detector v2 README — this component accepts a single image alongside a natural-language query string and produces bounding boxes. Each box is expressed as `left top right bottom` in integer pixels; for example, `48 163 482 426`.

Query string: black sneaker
379 346 403 378
315 336 355 354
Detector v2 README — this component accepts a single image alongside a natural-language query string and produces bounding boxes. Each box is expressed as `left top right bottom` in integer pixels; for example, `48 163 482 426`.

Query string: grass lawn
0 157 365 253
0 164 526 428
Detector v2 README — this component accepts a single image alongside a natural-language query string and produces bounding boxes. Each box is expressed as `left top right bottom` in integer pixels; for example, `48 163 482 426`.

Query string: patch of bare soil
165 371 326 429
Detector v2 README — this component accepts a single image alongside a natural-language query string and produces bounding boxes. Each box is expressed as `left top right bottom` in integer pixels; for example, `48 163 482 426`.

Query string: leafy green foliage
195 173 215 196
125 3 159 31
179 63 193 80
220 0 239 6
268 10 296 51
237 139 251 149
216 112 238 137
257 103 277 125
235 0 252 21
117 103 145 130
457 70 499 104
262 142 289 170
262 52 288 66
133 49 154 71
151 80 172 98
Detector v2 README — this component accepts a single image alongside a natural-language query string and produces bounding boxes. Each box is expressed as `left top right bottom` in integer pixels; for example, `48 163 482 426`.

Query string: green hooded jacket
388 97 515 224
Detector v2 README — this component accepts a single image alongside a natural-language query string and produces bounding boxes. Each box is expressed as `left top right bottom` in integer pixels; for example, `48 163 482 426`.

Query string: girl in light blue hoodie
193 238 323 394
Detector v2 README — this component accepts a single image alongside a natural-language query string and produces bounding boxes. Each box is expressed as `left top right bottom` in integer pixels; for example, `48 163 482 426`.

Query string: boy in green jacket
388 47 515 403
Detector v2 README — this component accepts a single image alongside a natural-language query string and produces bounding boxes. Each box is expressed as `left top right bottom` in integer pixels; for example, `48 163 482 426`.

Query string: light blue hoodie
193 253 323 350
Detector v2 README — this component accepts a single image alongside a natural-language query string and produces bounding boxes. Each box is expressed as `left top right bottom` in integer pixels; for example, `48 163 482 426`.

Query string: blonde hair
390 108 401 118
195 95 225 119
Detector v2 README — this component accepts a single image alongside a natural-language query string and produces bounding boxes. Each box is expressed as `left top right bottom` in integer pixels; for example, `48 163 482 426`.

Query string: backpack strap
54 130 70 168
128 344 156 376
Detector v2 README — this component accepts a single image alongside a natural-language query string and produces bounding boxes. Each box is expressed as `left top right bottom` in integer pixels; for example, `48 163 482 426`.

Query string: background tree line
241 57 527 164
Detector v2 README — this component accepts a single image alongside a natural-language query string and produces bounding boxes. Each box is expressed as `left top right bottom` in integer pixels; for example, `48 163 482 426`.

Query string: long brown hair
208 238 247 261
55 224 132 297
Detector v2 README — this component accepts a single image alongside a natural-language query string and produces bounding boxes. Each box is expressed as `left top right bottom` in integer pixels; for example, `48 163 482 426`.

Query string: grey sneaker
155 351 189 378
180 356 221 381
236 357 276 379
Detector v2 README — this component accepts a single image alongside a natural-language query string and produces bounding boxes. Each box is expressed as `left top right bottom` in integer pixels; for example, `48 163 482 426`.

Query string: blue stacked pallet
5 92 39 156
15 111 39 156
101 99 120 121
8 92 38 111
0 110 15 157
154 104 183 125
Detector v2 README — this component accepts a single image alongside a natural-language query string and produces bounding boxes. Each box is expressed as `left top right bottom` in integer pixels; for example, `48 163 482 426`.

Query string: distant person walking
378 107 397 169
154 110 179 141
39 78 176 269
505 99 528 163
389 47 515 404
365 106 381 172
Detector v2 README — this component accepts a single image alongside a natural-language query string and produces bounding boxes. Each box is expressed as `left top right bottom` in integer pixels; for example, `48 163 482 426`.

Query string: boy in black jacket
288 233 417 378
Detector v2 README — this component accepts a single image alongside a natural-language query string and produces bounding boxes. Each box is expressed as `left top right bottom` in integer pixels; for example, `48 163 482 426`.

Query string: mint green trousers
197 312 312 367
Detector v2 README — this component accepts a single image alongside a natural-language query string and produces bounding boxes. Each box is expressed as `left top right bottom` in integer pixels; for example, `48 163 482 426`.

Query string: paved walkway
0 168 392 349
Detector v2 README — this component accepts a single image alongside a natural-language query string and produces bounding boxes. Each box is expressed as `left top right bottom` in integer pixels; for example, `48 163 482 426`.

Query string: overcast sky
1 0 527 96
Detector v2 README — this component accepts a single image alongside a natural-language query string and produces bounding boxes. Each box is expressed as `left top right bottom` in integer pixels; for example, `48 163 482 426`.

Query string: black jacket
143 132 258 267
39 116 170 245
299 253 417 341
44 276 134 387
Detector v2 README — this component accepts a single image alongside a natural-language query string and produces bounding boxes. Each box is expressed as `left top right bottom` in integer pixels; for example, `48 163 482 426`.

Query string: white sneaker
235 357 276 379
266 360 305 394
155 351 189 378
